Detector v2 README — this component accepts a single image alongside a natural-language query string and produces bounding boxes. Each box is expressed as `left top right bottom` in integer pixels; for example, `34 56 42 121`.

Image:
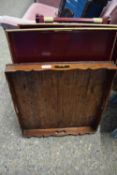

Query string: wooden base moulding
23 127 96 137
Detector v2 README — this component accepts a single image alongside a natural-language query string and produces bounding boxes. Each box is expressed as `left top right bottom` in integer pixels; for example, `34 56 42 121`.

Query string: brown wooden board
6 28 117 63
18 23 117 29
5 62 117 137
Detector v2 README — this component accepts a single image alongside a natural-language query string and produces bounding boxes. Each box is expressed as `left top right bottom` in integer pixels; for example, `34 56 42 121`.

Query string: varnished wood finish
112 32 117 62
23 127 96 137
5 62 117 137
6 27 117 63
6 62 117 72
19 23 117 29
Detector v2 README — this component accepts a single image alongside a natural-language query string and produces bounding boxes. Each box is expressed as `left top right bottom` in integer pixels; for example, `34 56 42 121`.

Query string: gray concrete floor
0 1 117 175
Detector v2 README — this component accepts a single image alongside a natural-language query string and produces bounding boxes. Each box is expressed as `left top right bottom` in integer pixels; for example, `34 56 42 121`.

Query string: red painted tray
6 27 117 63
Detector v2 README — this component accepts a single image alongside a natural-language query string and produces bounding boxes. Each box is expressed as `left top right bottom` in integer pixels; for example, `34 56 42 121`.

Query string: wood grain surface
5 62 116 137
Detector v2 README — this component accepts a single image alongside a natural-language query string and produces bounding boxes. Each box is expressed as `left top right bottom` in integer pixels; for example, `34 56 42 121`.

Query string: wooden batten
18 23 117 29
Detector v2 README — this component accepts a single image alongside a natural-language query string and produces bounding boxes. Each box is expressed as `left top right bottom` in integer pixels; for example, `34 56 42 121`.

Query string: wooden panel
5 62 117 137
6 28 117 63
18 23 117 29
112 32 117 62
